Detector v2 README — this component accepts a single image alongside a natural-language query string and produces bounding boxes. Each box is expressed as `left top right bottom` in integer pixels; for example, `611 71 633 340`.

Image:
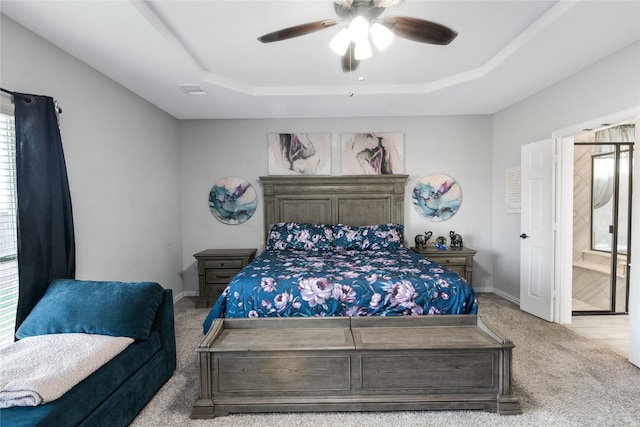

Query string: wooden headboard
259 175 409 239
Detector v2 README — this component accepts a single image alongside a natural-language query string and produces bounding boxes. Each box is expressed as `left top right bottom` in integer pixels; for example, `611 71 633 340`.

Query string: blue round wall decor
412 173 462 222
208 176 257 225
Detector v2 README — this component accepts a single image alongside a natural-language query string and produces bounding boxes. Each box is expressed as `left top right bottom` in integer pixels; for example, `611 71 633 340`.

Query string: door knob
520 233 529 239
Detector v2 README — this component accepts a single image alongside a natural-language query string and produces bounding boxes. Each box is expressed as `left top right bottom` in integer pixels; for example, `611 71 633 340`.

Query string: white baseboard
487 288 519 305
173 290 198 303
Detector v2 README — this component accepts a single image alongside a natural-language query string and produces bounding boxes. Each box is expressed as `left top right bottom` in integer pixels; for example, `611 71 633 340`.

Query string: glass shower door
613 147 632 313
591 151 614 253
586 144 632 314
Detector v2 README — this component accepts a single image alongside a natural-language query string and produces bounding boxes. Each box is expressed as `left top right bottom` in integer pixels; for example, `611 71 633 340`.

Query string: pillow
266 222 334 251
333 223 404 251
15 279 164 341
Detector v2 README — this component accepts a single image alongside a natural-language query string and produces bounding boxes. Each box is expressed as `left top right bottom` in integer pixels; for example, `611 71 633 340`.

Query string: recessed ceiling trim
253 84 429 96
131 0 203 72
423 1 578 95
202 71 255 95
481 0 577 74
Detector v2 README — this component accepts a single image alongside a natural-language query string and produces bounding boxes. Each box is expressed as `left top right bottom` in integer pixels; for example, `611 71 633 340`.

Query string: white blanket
0 333 134 408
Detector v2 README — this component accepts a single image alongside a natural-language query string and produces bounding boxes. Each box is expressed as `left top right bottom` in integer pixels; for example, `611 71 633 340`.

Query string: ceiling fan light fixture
259 1 458 72
354 39 372 60
370 22 393 50
330 28 351 55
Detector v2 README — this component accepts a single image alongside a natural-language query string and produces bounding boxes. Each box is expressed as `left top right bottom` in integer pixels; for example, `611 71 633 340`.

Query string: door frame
552 106 639 366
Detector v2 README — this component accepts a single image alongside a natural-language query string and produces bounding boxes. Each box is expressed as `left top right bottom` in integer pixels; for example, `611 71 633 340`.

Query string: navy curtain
13 92 75 329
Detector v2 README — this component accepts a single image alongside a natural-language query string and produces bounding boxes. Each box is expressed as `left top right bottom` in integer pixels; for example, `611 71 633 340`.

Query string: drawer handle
218 275 232 279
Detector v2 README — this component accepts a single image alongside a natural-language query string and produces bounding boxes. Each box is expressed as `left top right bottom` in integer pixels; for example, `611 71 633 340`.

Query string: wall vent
176 84 207 96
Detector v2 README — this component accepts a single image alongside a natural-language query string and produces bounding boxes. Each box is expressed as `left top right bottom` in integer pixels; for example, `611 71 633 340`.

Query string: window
0 96 17 349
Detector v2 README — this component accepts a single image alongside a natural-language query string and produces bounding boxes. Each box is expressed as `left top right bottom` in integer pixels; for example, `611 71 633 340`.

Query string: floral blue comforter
203 247 477 333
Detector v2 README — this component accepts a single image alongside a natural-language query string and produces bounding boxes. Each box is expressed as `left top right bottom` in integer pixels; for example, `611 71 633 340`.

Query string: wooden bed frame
260 174 408 240
191 175 521 418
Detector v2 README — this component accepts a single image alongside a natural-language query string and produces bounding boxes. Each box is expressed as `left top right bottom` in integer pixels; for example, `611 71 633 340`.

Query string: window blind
0 97 18 349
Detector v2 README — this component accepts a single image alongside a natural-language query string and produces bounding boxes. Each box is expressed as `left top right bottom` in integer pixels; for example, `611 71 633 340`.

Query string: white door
520 139 554 321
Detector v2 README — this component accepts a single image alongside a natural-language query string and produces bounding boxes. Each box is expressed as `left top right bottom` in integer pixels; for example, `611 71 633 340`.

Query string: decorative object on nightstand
412 173 462 221
411 245 477 285
193 249 257 308
449 230 463 248
208 176 257 225
413 231 433 249
435 235 448 250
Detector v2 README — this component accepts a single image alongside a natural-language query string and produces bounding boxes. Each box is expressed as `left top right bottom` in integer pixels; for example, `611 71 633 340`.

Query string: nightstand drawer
204 259 244 269
410 246 476 286
194 248 258 308
206 269 240 283
445 265 465 277
433 256 466 265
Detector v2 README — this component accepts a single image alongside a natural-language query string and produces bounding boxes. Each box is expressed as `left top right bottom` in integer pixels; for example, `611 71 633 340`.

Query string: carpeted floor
130 293 640 426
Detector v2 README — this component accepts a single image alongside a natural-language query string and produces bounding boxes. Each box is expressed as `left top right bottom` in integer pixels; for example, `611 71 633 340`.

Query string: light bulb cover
370 22 394 50
330 28 351 55
349 15 370 42
354 39 372 60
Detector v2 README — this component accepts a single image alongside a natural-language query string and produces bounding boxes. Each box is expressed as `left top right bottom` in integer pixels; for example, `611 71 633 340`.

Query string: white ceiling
2 0 639 120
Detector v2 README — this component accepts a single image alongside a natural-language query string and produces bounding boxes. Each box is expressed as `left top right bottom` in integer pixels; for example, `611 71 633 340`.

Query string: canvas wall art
267 133 331 175
208 176 257 225
341 132 404 175
412 173 462 222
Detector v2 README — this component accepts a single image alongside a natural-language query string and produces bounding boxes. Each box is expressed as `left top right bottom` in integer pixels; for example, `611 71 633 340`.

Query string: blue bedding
203 247 477 333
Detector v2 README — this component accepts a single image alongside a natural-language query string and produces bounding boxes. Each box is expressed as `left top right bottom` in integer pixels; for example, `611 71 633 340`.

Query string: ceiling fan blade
341 42 360 72
382 16 458 45
258 20 339 43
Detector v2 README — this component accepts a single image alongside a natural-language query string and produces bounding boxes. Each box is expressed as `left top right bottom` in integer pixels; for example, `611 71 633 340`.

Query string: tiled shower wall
573 145 593 262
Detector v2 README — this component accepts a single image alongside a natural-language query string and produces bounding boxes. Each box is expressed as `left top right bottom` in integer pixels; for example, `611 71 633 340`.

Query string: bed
192 175 520 417
203 236 478 332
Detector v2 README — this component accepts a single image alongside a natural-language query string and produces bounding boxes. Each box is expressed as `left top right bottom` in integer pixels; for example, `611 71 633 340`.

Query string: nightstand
194 248 257 308
411 246 477 285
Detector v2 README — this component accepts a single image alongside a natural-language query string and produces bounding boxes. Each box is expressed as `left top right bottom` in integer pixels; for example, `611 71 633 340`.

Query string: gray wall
491 39 640 365
491 40 640 298
0 15 184 294
178 116 494 295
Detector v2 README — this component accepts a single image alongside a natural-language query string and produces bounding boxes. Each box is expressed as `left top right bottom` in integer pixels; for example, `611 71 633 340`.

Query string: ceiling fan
257 0 458 72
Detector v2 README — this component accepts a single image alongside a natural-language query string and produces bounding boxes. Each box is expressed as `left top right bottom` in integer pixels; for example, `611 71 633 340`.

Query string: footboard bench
191 315 521 418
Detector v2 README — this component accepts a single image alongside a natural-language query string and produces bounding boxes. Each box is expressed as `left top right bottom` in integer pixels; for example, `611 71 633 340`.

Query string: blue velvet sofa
2 279 176 426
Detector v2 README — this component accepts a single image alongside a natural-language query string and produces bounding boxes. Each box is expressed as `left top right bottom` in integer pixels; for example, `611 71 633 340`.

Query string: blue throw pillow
333 223 404 250
266 222 334 251
15 279 164 341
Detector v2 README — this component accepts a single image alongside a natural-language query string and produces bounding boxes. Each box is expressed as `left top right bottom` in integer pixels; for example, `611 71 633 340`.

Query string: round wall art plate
412 173 462 222
208 176 257 225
